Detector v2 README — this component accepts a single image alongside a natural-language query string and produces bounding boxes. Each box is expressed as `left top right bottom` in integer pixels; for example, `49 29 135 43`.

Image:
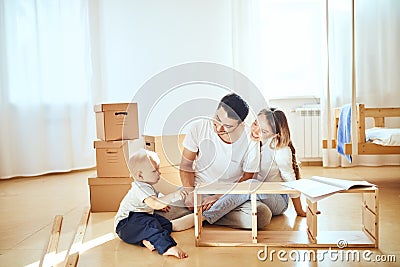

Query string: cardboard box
95 103 139 141
88 177 133 212
153 165 182 194
144 134 185 167
94 140 130 177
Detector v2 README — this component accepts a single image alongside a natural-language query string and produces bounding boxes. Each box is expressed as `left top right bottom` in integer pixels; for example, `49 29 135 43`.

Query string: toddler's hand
161 206 170 212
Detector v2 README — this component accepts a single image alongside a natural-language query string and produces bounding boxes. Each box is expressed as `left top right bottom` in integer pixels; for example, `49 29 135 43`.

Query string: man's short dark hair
217 93 249 122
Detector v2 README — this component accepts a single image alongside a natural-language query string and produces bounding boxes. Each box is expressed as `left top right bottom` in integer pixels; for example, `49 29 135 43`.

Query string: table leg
251 193 257 244
194 189 202 245
306 198 317 243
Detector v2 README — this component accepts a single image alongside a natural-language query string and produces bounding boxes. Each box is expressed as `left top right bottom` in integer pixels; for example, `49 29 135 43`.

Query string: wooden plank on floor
39 215 63 267
57 207 90 267
64 252 79 267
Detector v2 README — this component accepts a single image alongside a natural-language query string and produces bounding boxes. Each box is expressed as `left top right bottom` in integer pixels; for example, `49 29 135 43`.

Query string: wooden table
194 182 378 248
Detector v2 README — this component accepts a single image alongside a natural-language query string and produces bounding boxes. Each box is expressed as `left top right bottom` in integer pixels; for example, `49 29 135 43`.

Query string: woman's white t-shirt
256 137 300 198
183 119 260 185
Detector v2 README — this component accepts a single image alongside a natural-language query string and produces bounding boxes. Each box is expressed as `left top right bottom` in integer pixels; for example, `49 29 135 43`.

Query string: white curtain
322 0 400 167
231 0 265 114
0 0 96 178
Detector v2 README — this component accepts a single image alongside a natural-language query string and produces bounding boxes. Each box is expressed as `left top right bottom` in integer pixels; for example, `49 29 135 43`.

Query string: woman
250 108 306 216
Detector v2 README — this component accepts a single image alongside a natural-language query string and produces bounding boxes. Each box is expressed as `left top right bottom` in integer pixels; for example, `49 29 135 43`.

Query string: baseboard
300 161 323 166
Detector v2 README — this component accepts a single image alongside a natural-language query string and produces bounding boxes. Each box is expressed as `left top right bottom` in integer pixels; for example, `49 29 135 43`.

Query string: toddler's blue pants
116 212 177 254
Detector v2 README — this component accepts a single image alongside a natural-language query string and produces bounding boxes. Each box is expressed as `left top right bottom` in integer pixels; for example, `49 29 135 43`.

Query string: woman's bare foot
142 240 155 251
163 246 188 259
171 214 195 231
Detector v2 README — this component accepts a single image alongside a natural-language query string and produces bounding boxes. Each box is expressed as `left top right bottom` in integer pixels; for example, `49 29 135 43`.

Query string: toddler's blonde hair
128 149 160 179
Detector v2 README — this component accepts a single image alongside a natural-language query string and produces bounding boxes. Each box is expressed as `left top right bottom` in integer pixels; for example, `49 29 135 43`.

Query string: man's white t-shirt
114 181 158 229
183 119 260 185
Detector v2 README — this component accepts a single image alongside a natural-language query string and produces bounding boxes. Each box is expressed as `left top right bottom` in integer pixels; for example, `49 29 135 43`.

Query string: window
3 0 91 105
259 0 326 99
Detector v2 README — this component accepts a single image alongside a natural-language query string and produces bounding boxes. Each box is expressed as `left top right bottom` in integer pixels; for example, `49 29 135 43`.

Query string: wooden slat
306 199 318 214
362 205 377 239
198 230 307 247
322 139 328 149
332 139 336 148
316 231 376 248
362 190 379 242
59 207 90 267
372 188 379 248
196 182 299 195
306 210 317 242
373 117 385 127
251 194 257 244
358 143 400 154
364 107 400 117
358 104 366 143
344 143 353 154
39 215 63 267
197 229 376 248
194 189 202 243
322 140 336 149
363 193 376 214
335 116 340 141
64 253 79 267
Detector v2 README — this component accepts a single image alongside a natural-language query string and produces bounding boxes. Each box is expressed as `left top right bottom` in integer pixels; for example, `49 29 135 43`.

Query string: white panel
311 114 320 158
304 114 312 158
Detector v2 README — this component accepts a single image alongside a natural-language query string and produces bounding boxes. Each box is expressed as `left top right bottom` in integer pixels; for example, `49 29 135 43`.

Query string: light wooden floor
0 166 399 266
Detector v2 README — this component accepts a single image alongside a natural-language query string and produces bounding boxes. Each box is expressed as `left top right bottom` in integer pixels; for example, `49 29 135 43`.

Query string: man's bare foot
142 240 155 251
163 246 188 259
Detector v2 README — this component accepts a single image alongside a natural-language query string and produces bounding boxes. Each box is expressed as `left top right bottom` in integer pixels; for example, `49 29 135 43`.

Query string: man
180 93 272 229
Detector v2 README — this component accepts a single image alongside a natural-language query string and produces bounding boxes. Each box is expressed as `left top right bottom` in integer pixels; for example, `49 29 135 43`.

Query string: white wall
91 0 233 101
89 0 235 140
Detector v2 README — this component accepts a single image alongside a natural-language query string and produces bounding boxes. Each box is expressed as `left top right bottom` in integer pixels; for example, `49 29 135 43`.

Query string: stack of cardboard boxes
88 102 185 212
89 103 139 212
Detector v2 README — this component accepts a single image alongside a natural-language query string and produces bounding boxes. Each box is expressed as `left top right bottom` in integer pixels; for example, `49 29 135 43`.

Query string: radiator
293 104 322 161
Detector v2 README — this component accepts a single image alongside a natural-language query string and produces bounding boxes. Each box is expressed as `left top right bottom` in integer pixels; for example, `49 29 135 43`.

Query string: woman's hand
201 195 220 211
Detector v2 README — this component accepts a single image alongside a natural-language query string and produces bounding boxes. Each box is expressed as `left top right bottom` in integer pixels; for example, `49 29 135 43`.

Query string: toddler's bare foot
142 240 155 251
163 246 188 259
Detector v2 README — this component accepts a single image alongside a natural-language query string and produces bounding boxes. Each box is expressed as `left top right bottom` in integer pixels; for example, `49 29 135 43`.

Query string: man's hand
171 189 188 202
177 189 188 200
201 195 220 211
